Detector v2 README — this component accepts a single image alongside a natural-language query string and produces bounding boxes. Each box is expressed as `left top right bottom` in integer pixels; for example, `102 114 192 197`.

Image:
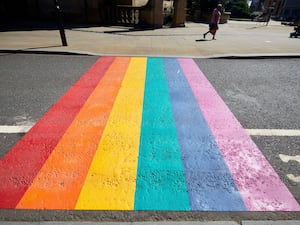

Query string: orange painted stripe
16 57 130 209
0 56 114 209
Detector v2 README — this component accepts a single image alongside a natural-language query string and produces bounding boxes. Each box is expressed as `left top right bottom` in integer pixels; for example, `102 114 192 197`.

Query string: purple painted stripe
179 58 300 211
164 58 246 211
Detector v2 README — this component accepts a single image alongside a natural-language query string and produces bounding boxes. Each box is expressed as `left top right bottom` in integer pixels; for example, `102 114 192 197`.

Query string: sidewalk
0 221 300 225
0 20 299 57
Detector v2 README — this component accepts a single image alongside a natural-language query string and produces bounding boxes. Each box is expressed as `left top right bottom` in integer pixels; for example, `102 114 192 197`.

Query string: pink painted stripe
179 58 300 211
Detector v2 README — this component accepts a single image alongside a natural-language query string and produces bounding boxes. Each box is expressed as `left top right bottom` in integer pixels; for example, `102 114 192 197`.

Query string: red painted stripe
0 56 115 209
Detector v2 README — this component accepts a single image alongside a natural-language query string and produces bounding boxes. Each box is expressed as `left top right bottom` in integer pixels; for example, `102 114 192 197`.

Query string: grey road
0 53 99 156
196 58 300 204
0 54 299 216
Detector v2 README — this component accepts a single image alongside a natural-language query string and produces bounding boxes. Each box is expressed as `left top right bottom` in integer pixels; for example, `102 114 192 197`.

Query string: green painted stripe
134 57 190 210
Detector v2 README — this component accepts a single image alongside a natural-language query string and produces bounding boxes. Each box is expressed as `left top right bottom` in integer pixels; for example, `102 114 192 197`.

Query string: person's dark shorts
209 23 218 30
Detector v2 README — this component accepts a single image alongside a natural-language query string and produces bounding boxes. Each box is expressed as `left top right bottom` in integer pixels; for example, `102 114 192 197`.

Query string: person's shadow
195 39 211 42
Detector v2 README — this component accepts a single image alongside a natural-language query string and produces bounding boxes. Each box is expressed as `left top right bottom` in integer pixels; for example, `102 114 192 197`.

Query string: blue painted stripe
134 57 190 210
164 58 246 211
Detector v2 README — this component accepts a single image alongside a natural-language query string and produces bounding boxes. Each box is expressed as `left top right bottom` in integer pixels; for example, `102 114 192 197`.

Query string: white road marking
287 174 300 183
279 154 300 183
246 129 300 137
1 126 300 136
279 154 300 164
286 174 300 183
0 125 32 133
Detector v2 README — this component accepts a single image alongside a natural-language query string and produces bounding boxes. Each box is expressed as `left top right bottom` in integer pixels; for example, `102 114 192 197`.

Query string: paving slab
40 222 131 225
0 222 240 225
132 222 239 225
0 223 36 225
242 221 300 225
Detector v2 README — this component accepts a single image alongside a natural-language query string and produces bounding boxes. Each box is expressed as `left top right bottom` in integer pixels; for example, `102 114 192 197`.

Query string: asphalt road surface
0 54 299 216
195 58 300 205
0 53 99 156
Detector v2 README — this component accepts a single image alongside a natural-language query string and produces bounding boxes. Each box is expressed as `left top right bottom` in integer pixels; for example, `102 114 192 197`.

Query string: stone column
140 0 163 28
152 0 163 28
172 0 186 27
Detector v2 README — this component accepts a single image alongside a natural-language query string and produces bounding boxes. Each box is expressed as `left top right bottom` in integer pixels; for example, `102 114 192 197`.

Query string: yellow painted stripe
75 57 147 210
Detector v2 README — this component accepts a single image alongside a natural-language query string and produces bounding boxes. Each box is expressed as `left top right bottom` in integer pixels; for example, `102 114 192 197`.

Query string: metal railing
115 1 151 27
115 5 140 26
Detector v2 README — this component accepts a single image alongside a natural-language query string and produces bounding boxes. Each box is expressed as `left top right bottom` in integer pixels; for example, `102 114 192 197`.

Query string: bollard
54 0 68 46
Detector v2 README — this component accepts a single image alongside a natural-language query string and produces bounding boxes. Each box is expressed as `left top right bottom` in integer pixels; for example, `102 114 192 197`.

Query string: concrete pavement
1 222 300 225
0 20 299 57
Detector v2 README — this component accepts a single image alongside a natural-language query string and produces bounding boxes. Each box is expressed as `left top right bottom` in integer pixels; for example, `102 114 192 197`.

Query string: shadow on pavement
195 39 212 41
0 19 102 32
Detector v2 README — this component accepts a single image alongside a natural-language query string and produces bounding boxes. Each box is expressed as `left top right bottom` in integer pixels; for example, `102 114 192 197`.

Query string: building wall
133 0 148 7
272 0 285 16
281 0 300 19
1 0 186 27
263 0 300 19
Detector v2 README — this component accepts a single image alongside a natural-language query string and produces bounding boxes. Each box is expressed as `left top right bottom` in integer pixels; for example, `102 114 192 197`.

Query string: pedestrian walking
290 25 300 38
203 4 222 40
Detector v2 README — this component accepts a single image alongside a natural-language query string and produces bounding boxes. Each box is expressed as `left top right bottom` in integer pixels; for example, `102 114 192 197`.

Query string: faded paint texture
0 57 299 211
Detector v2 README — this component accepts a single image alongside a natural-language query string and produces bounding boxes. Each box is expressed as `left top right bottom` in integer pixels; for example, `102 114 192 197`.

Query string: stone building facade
280 0 300 20
264 0 300 19
0 0 187 28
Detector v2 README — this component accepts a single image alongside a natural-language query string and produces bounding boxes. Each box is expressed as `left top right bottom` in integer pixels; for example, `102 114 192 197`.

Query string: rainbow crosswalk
0 57 299 211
